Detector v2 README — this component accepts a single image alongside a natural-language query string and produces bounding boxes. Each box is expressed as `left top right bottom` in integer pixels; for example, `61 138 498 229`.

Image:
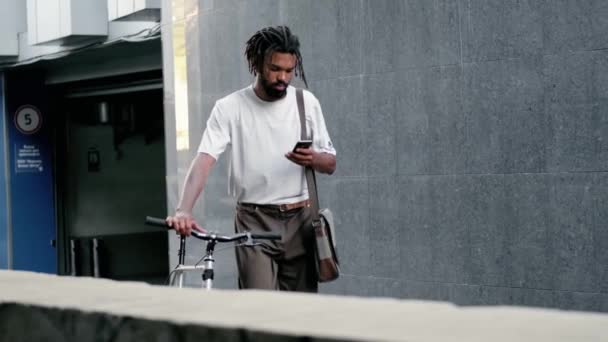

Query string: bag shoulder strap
296 88 307 141
296 89 321 222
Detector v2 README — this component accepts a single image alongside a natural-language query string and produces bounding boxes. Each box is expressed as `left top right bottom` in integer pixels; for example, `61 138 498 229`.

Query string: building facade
162 0 608 312
1 0 607 312
0 0 168 282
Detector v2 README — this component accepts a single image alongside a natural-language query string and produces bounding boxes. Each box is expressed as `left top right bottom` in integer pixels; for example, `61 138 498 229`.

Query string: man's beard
260 76 288 99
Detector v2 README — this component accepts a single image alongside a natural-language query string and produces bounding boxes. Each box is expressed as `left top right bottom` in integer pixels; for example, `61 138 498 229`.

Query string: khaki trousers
235 203 318 292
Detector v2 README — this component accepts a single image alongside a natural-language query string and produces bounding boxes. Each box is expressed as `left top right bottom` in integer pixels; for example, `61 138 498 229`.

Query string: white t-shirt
198 85 336 204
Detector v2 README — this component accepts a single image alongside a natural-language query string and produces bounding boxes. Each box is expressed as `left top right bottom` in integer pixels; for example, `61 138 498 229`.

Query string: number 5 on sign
14 105 42 135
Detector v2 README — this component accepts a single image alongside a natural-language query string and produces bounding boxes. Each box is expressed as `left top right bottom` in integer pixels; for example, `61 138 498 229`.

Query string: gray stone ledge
1 270 607 342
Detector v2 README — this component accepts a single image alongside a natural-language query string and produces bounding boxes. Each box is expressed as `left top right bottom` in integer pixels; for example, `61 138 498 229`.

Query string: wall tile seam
358 0 364 80
339 274 399 281
365 172 373 277
462 56 540 65
305 46 608 81
310 62 465 83
197 7 232 16
308 74 364 85
541 47 608 59
188 58 559 87
399 278 608 296
456 0 465 70
395 170 608 178
329 176 369 180
305 48 608 89
463 47 608 65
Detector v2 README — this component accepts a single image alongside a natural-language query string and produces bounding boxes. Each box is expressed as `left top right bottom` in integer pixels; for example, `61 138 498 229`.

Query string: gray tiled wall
162 0 608 312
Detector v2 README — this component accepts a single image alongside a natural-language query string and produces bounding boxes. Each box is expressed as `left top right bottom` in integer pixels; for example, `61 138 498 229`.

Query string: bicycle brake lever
235 242 262 248
235 233 265 247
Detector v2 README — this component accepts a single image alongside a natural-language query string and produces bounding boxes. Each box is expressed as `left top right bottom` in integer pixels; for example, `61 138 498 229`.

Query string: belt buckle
279 204 289 212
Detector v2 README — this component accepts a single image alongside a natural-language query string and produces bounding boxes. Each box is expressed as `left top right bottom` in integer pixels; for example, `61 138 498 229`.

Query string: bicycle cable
193 244 236 267
165 264 181 285
192 242 262 267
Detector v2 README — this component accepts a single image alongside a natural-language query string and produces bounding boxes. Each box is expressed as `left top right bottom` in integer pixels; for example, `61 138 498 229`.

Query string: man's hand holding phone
286 140 315 167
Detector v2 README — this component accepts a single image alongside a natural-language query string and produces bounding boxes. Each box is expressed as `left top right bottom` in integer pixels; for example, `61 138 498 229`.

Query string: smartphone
292 140 313 153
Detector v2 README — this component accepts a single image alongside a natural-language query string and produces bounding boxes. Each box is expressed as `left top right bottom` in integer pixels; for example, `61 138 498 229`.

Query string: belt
238 199 311 212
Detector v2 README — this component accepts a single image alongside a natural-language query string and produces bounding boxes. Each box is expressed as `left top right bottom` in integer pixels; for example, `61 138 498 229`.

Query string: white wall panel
135 0 161 11
34 0 62 43
71 0 108 35
26 0 37 45
108 0 160 21
15 0 27 33
0 0 26 56
107 0 118 21
27 0 108 45
117 0 135 18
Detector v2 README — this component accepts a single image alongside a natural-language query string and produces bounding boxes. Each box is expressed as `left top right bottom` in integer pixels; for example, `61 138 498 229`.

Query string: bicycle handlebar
145 216 281 242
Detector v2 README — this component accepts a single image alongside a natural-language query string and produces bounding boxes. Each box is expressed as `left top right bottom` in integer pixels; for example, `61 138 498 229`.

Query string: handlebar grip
145 216 170 229
250 233 282 240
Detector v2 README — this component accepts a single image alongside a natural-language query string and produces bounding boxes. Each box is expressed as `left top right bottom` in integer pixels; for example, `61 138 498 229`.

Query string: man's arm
166 153 216 235
285 148 336 174
311 150 336 174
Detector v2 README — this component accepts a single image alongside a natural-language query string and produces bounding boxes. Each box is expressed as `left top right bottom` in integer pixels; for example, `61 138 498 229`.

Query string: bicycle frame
169 236 216 290
145 216 280 290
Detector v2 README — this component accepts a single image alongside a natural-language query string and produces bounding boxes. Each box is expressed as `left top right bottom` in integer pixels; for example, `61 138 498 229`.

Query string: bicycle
145 216 281 290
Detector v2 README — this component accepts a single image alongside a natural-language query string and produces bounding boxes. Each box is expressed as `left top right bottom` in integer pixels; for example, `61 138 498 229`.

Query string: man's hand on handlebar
166 210 206 236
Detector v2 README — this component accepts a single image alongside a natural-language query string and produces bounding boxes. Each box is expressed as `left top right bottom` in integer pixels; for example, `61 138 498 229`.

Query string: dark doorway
54 76 168 284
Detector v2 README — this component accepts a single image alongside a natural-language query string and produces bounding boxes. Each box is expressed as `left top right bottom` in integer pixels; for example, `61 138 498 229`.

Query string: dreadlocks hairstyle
244 26 308 87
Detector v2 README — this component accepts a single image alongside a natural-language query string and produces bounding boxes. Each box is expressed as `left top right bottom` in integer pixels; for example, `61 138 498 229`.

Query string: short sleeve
197 103 231 159
306 91 336 156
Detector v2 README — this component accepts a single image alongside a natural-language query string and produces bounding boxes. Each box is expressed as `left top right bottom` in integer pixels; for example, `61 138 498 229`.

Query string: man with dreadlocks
166 26 336 292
